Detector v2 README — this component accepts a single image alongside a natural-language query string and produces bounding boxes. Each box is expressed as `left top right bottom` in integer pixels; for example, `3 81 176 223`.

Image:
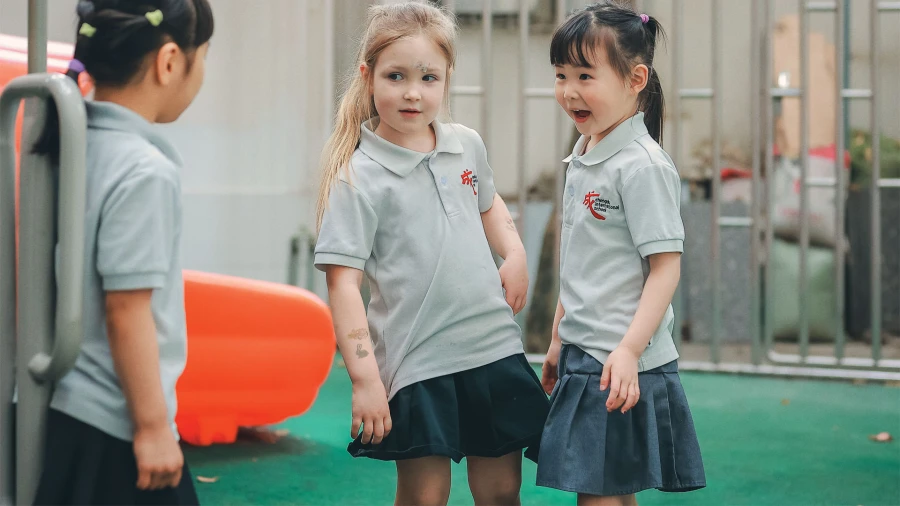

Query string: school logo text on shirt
461 169 478 196
583 191 619 220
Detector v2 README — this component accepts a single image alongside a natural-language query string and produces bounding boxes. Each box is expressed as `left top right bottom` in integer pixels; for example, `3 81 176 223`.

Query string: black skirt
536 345 706 496
34 409 199 506
348 353 550 463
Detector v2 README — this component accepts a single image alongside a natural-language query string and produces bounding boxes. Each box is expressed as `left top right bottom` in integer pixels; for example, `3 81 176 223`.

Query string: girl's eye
388 73 403 81
579 74 591 80
423 74 438 82
556 73 566 80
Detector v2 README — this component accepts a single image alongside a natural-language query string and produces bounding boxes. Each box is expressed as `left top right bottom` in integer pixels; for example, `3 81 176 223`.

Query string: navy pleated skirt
33 409 199 505
348 353 550 463
537 345 706 496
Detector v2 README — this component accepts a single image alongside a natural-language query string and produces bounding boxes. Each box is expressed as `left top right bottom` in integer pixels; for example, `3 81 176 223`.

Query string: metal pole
710 0 722 364
833 0 847 360
750 0 763 365
672 0 684 350
27 0 47 73
869 0 882 363
482 0 492 155
517 0 528 234
552 0 567 297
763 0 776 355
798 1 810 360
1 72 87 506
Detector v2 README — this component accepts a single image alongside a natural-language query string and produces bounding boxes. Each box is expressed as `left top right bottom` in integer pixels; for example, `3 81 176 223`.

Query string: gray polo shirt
50 101 186 441
315 118 524 399
559 113 683 371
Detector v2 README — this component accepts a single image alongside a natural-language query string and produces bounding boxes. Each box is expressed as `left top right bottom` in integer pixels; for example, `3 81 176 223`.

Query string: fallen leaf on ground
197 476 219 484
869 432 893 443
780 399 790 406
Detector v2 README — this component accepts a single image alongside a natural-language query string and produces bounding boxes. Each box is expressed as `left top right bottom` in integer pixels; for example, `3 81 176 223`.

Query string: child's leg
577 493 638 506
395 456 451 506
466 451 522 506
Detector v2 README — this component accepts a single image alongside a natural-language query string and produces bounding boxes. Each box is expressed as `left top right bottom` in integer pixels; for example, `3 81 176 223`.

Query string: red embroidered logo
583 191 606 220
461 169 478 195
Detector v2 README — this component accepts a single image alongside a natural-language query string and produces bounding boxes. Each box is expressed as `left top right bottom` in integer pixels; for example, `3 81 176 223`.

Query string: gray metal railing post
834 0 847 360
869 0 882 363
0 72 87 505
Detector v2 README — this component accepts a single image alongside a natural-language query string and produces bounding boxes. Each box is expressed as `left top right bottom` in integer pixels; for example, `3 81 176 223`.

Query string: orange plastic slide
178 271 335 446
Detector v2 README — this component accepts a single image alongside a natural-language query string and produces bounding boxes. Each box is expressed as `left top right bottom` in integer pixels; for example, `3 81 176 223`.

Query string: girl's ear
154 42 181 86
630 63 649 95
360 63 373 95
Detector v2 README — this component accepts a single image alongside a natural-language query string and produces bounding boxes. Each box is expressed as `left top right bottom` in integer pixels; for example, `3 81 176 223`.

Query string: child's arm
481 193 528 314
541 299 565 394
601 251 681 413
105 289 182 491
620 252 680 356
325 265 391 445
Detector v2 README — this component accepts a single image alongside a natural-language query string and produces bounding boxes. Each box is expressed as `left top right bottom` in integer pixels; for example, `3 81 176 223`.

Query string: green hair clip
145 9 164 27
78 23 96 37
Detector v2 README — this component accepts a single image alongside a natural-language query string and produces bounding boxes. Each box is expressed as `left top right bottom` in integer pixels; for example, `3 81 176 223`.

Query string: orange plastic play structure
3 34 337 446
178 271 335 446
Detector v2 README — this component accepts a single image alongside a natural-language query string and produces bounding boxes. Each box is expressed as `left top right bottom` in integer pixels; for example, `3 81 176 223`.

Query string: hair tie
78 23 96 37
639 13 650 24
145 9 164 27
68 58 85 74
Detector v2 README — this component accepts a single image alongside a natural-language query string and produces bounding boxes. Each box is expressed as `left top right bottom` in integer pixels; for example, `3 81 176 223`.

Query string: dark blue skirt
34 409 199 505
536 345 706 496
348 353 550 463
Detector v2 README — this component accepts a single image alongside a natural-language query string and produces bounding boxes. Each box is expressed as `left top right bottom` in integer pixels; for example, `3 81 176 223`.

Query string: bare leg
395 456 451 506
466 451 522 506
577 493 638 506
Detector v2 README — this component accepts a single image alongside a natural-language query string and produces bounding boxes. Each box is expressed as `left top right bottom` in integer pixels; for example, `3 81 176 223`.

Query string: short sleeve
314 181 378 272
472 131 497 213
97 167 180 291
621 164 685 258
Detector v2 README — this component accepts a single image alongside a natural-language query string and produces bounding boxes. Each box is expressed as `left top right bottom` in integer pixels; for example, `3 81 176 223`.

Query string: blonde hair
315 2 458 231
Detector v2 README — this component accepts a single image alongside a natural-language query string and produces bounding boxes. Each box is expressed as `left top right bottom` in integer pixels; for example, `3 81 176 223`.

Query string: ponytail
30 63 84 163
641 66 665 146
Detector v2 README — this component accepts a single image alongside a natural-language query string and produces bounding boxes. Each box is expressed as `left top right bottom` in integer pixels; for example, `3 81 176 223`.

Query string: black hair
32 0 214 161
550 1 666 145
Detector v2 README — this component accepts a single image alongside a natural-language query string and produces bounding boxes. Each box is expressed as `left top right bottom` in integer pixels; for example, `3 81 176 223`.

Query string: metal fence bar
750 0 763 365
679 88 715 98
869 0 882 363
552 0 568 310
516 0 528 234
833 0 847 360
710 0 722 364
481 0 492 155
763 0 776 356
671 0 684 350
798 1 811 360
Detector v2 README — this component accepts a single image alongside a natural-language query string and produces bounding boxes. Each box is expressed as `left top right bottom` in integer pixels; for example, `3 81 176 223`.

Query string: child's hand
600 346 641 414
499 250 528 314
541 339 562 394
133 424 184 490
351 377 392 445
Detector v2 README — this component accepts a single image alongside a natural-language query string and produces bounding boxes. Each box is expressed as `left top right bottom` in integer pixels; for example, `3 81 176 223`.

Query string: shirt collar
562 112 648 166
358 117 464 177
85 101 183 167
